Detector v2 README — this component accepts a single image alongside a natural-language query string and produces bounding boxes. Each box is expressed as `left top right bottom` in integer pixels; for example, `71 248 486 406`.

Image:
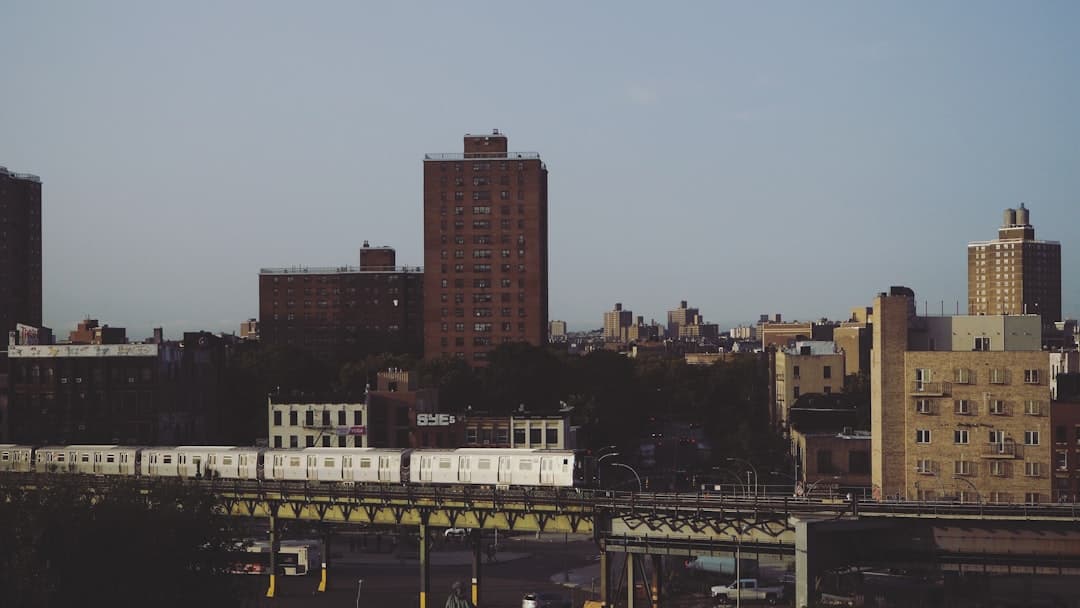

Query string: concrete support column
471 529 482 607
266 513 279 598
591 549 605 606
419 523 430 608
794 517 820 608
650 555 662 608
317 527 331 592
627 554 636 608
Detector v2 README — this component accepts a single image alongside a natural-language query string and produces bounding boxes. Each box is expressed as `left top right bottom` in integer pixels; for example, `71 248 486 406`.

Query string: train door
420 455 433 482
119 451 131 475
540 457 554 485
272 454 284 479
458 456 471 483
498 457 511 485
343 456 354 481
378 456 393 482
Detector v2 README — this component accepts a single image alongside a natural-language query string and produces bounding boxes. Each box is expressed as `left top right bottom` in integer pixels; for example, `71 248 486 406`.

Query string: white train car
409 449 579 488
203 447 263 480
264 449 307 481
141 447 181 477
0 444 34 472
303 448 408 483
35 446 75 473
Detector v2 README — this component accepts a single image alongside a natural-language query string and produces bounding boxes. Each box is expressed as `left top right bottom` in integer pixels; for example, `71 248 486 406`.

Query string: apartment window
954 460 974 476
816 449 833 473
1024 461 1042 477
354 410 362 425
793 387 801 399
954 368 972 384
530 428 542 445
792 365 800 379
914 368 933 391
989 429 1005 445
273 411 282 426
305 410 314 426
466 428 478 444
1024 400 1043 416
1056 451 1068 471
989 492 1012 504
915 399 933 414
989 460 1008 477
289 436 298 448
495 428 509 445
954 429 969 444
289 411 298 426
338 410 346 426
990 368 1007 384
916 429 932 444
916 459 934 474
823 366 832 379
545 428 558 445
513 428 526 445
1024 492 1041 505
974 337 991 351
1024 430 1040 445
339 436 347 447
1024 369 1040 384
989 399 1006 415
273 436 282 448
954 399 972 415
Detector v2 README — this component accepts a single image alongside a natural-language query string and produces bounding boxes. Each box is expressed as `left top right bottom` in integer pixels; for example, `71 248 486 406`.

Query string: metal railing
424 152 541 161
912 381 952 396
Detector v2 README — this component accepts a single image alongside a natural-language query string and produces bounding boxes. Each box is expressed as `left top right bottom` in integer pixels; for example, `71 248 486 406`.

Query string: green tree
0 477 248 608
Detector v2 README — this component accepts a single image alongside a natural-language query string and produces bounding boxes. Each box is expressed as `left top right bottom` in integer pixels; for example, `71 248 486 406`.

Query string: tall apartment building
667 300 699 337
423 131 549 364
968 204 1061 325
258 243 423 361
548 320 567 342
0 167 43 340
603 303 633 342
774 341 845 429
871 287 1051 503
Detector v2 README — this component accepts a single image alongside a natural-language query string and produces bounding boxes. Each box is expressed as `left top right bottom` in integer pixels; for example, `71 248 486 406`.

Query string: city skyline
1 2 1078 338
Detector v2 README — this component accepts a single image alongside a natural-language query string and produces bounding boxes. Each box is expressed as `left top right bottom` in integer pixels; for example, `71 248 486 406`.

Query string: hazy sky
2 2 1077 338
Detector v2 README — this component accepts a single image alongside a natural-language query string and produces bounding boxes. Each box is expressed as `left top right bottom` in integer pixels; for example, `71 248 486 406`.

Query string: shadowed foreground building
423 131 549 364
0 167 42 339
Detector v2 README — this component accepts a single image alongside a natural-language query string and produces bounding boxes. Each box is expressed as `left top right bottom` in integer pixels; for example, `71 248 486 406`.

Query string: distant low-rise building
460 414 574 449
1050 399 1080 502
773 341 845 430
603 303 633 343
549 320 567 342
268 396 368 449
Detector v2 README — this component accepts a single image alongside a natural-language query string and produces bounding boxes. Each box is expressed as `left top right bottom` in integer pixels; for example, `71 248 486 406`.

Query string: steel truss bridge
6 475 1080 607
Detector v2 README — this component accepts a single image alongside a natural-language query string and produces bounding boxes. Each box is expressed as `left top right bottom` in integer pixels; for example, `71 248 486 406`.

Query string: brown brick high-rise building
968 204 1062 325
423 131 549 364
258 243 423 361
0 166 43 340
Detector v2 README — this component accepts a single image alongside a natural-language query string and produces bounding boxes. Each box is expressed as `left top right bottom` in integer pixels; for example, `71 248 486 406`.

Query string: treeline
223 343 786 472
0 477 250 607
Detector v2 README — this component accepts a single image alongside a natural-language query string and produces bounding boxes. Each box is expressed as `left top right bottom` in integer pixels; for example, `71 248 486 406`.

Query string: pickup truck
710 578 785 605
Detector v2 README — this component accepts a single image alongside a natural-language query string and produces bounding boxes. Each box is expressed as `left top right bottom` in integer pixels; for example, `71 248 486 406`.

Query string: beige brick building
871 287 1051 503
774 342 845 429
967 204 1061 325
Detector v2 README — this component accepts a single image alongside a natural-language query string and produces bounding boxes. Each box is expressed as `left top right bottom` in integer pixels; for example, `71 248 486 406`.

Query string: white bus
230 539 321 576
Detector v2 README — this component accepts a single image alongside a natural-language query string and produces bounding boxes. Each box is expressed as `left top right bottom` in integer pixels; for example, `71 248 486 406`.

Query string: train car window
439 458 451 469
359 459 371 469
324 458 335 468
289 457 301 467
519 460 532 471
478 459 491 470
81 454 90 463
1 453 9 461
223 456 233 465
343 457 352 468
106 455 115 463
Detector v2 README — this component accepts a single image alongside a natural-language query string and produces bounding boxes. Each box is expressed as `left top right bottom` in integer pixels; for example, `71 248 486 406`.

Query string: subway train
0 444 588 489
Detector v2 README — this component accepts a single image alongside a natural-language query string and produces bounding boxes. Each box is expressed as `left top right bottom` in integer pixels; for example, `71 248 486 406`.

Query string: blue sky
2 2 1077 337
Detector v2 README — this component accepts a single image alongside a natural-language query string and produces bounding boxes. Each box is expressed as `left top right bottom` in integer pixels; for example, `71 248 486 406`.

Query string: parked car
711 578 785 605
444 528 468 539
522 592 570 608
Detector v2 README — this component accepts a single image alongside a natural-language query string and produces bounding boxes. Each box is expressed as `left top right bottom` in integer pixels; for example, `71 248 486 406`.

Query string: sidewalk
338 550 530 567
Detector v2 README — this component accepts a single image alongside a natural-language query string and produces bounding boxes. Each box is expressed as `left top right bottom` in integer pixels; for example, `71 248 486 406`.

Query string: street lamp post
597 452 620 489
953 476 982 504
726 457 759 497
610 462 642 492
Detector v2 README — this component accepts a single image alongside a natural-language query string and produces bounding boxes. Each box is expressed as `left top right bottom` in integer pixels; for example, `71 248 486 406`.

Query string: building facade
460 415 573 449
423 131 549 364
0 167 42 342
603 303 633 342
268 397 368 449
667 301 699 338
258 243 423 361
774 342 845 429
967 204 1062 325
549 320 567 342
1050 400 1080 503
871 287 1052 503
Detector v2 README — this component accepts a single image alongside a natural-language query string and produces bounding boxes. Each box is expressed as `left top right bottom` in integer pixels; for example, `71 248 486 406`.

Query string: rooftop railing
424 152 541 161
260 265 423 275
